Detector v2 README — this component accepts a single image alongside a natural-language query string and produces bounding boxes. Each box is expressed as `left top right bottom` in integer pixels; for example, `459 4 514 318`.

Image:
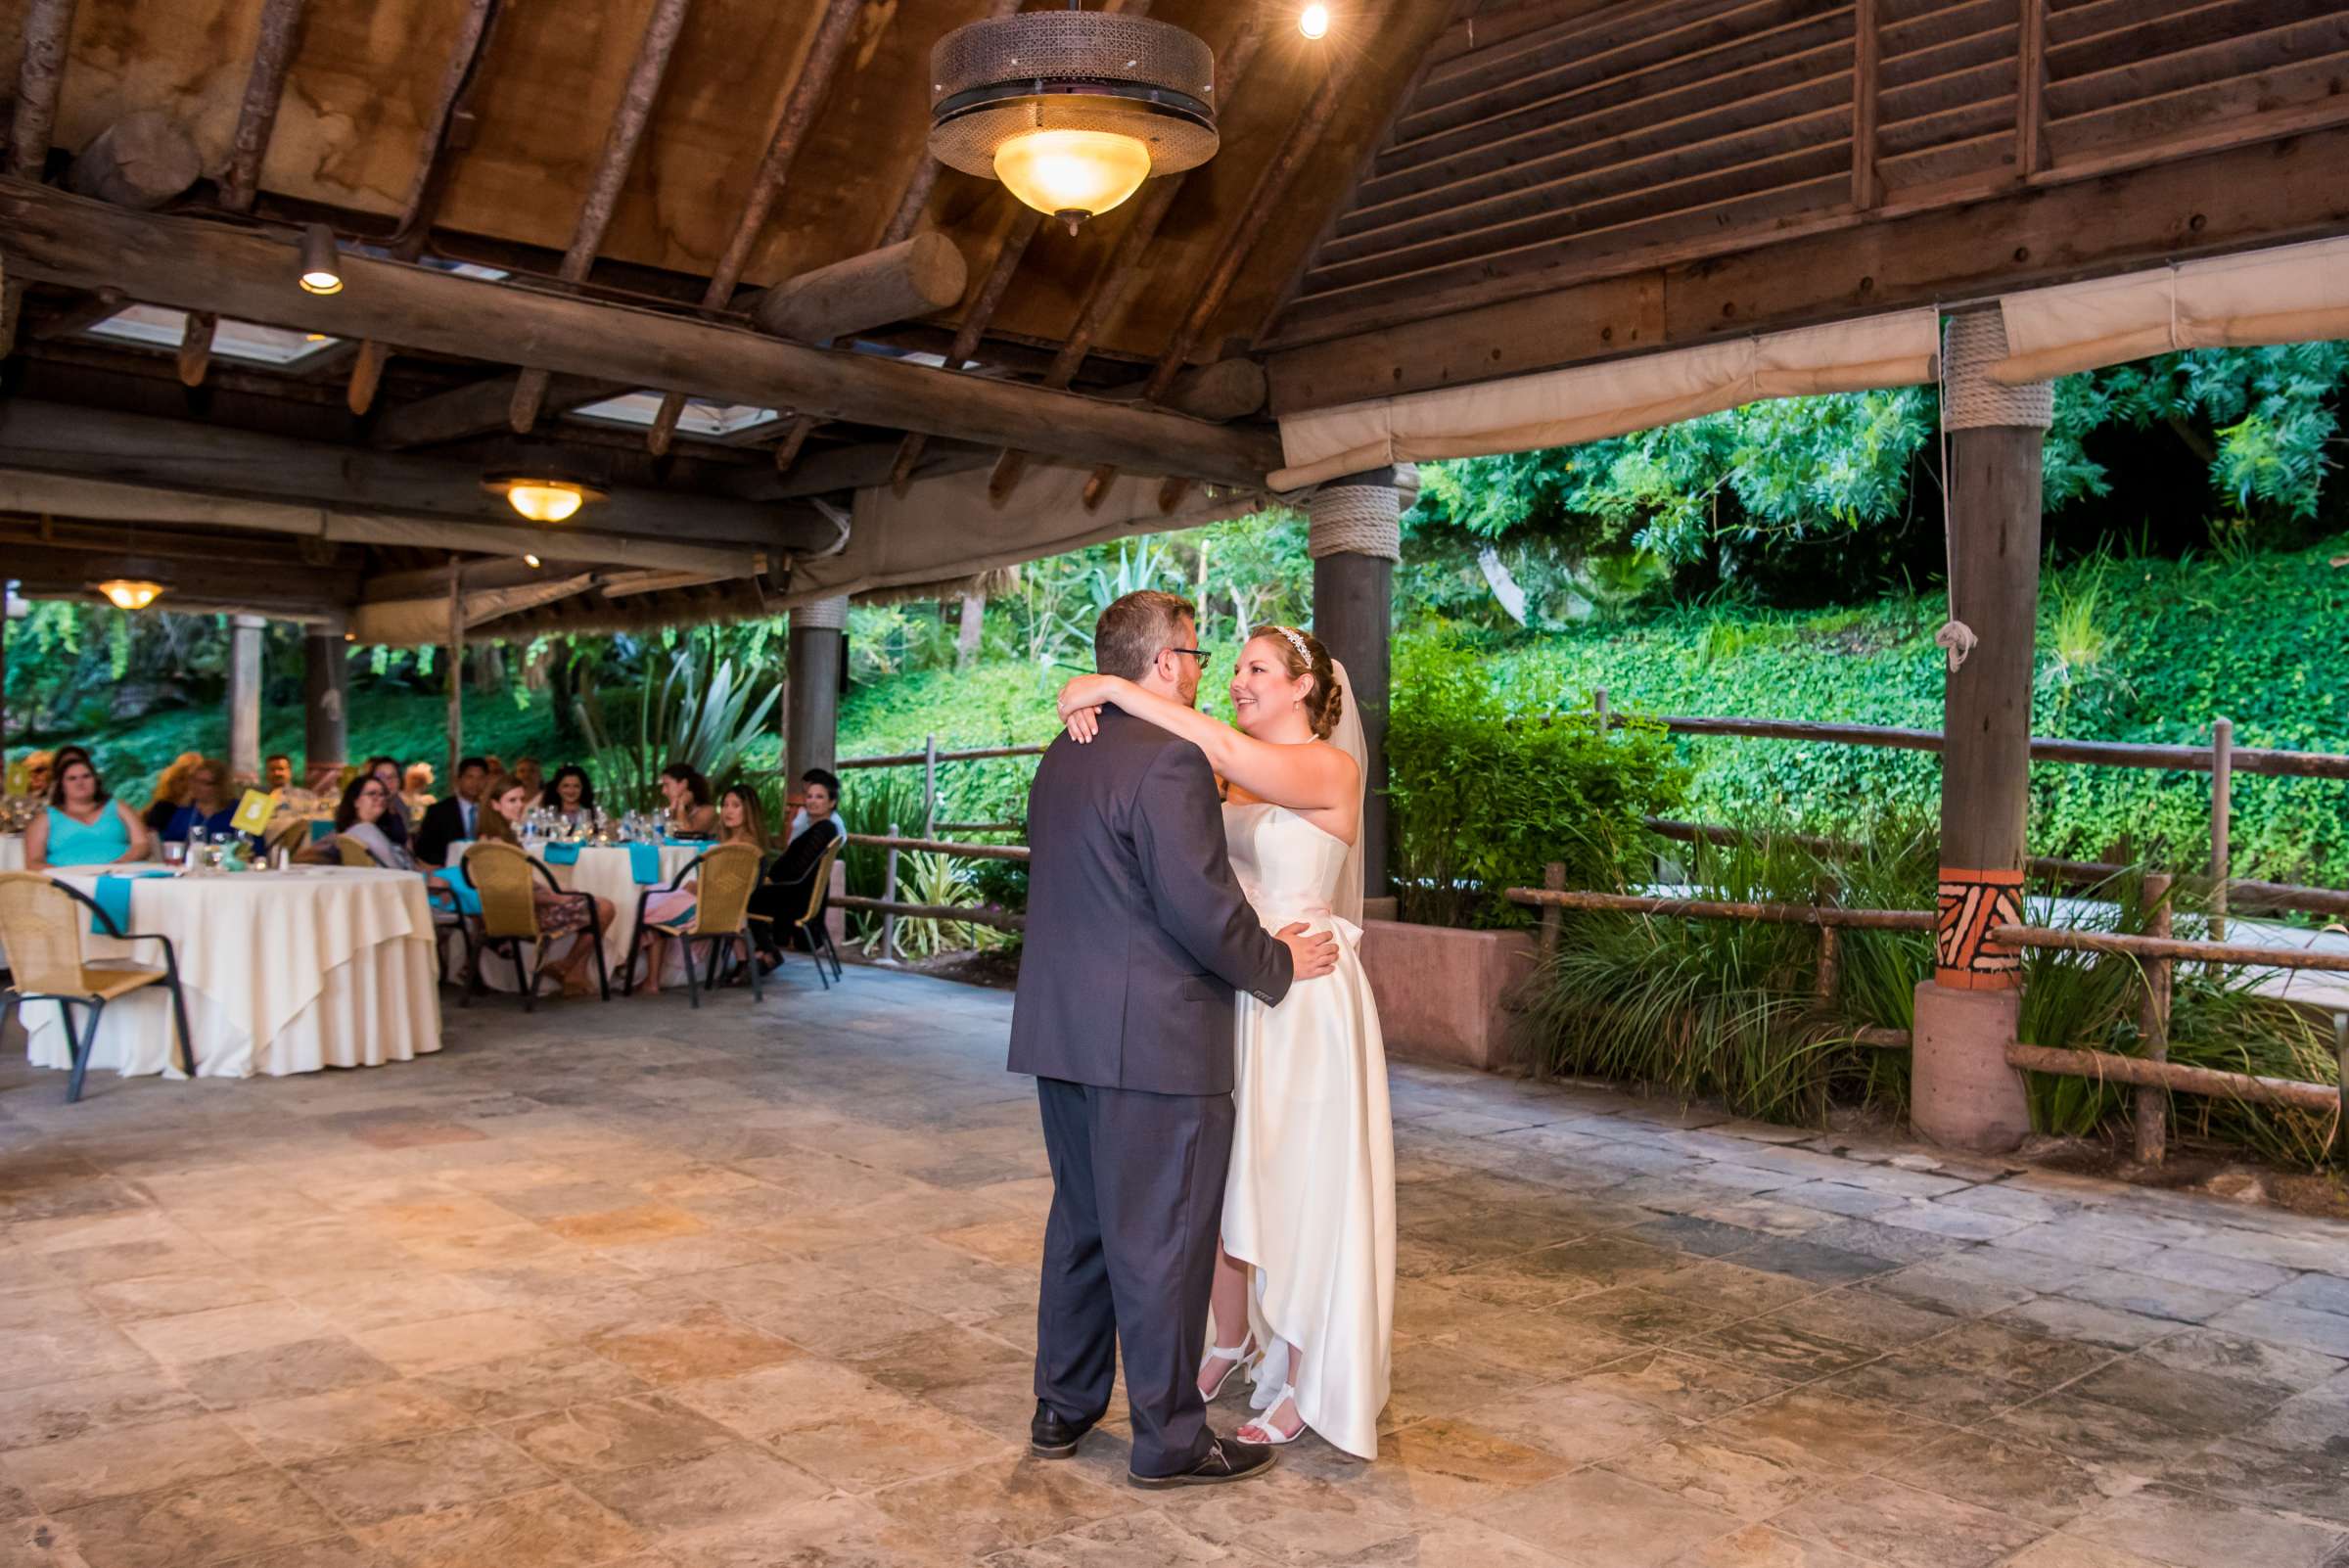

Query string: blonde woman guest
142 752 205 834
161 759 238 844
636 786 766 993
477 773 614 996
25 753 153 870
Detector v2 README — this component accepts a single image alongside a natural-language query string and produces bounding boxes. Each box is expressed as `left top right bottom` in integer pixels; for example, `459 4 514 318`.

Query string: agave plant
576 645 780 810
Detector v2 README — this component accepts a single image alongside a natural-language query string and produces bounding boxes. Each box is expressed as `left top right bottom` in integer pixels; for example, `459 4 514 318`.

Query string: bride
1058 623 1395 1459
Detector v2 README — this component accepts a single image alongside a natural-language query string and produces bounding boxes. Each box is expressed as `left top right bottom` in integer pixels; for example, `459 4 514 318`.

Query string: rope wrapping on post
790 594 850 631
1306 472 1405 562
1936 310 2052 672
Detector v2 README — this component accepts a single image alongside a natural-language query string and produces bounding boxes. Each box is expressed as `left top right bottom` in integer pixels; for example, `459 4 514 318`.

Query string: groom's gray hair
1094 590 1196 681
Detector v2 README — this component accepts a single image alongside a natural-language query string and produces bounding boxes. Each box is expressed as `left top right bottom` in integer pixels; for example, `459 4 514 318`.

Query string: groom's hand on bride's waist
1276 922 1338 980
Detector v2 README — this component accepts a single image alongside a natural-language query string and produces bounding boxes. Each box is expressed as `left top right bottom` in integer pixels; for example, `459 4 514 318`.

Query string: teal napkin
432 865 482 917
89 871 164 934
626 842 664 884
542 842 582 865
307 819 335 843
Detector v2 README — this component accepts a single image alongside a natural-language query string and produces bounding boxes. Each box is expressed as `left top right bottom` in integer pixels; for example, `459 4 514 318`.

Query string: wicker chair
332 834 378 869
749 836 846 991
623 842 762 1008
0 872 194 1102
261 813 313 860
456 842 608 1011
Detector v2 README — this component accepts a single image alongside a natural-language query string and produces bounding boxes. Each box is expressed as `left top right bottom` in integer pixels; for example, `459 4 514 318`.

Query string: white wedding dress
1219 798 1396 1460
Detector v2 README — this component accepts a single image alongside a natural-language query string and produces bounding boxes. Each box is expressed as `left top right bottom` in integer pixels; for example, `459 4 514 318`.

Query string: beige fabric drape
350 574 596 646
1270 312 1942 490
784 462 1268 610
1991 237 2349 385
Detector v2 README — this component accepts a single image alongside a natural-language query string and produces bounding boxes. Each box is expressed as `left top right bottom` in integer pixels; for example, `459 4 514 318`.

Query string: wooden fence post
2135 871 2174 1166
1539 861 1565 961
882 823 900 963
2334 1011 2347 1167
2210 716 2233 941
923 733 938 840
1816 877 1842 1004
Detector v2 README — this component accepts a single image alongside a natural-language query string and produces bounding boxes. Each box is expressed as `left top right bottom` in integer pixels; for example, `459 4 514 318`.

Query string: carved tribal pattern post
1935 867 2023 989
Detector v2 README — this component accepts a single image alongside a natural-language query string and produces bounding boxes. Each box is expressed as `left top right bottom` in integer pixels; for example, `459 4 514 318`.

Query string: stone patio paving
2 967 2345 1568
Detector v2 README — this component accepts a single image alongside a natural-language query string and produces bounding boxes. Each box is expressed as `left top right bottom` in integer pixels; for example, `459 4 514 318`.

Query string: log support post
1309 466 1411 899
1913 310 2049 1154
787 595 848 808
227 614 266 784
2210 715 2233 941
445 559 464 786
303 618 349 790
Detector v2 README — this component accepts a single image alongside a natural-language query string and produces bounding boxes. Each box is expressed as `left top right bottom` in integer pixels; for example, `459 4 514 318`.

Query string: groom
1010 589 1338 1488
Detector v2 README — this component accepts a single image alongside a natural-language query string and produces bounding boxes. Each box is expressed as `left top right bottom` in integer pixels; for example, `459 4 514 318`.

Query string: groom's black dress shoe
1030 1403 1097 1458
1128 1435 1276 1489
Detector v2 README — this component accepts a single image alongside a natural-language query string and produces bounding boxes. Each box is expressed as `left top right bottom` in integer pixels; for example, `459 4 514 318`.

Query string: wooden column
1914 309 2050 1154
228 614 266 784
445 559 464 785
1309 468 1408 899
786 595 847 787
303 620 348 789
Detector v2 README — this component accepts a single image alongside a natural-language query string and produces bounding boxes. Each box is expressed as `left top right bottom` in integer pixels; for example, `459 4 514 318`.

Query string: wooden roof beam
0 399 810 557
647 0 867 456
175 0 308 379
0 180 1282 487
374 372 628 449
509 0 695 435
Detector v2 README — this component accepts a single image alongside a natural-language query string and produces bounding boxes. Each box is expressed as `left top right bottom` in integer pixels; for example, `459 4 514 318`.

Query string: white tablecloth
23 867 441 1079
449 842 702 991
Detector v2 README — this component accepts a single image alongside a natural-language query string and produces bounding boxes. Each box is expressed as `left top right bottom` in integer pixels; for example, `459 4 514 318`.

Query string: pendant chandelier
928 6 1218 235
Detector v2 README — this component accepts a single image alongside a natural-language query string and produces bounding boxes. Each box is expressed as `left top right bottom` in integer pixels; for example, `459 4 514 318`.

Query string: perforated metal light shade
928 10 1217 226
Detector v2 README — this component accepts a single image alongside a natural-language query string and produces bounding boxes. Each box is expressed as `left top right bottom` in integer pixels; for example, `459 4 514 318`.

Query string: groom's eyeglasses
1168 647 1212 669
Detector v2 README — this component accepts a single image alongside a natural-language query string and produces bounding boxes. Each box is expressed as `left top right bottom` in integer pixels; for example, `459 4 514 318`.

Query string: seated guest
25 752 153 870
361 757 412 851
334 771 420 869
161 759 239 844
513 757 546 811
475 772 614 996
414 756 488 867
263 754 295 797
142 752 204 834
547 764 596 825
658 762 718 838
637 785 767 993
401 761 437 816
748 768 844 969
12 749 57 804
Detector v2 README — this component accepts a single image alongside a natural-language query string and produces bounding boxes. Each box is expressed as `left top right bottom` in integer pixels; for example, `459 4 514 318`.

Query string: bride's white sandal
1237 1382 1305 1446
1200 1338 1255 1402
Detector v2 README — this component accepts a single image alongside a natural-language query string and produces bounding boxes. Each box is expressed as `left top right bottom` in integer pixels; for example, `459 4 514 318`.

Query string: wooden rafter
1852 0 1880 209
345 0 503 416
646 0 867 457
1 0 77 355
766 0 1024 476
509 0 695 435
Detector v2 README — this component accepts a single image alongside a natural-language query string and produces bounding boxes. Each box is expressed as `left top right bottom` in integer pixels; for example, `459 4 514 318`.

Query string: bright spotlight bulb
97 579 163 611
992 129 1152 230
506 483 585 524
297 222 344 296
1300 4 1330 38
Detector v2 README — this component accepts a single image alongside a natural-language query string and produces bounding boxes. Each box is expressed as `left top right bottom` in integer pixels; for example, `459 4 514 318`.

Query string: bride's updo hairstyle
1250 623 1344 740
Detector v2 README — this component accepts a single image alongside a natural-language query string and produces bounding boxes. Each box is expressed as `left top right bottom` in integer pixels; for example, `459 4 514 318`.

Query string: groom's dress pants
1034 1076 1233 1479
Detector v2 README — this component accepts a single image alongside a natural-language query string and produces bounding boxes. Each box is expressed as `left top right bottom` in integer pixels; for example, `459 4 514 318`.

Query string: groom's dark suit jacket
1010 709 1293 1094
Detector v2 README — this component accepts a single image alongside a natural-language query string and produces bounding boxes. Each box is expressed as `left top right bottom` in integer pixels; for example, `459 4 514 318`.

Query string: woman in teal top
25 755 152 870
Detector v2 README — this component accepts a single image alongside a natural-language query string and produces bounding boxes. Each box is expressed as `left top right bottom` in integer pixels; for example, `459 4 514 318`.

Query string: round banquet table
448 841 704 991
23 866 441 1080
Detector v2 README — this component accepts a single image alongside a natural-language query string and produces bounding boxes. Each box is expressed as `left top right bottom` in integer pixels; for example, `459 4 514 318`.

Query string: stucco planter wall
1359 918 1537 1072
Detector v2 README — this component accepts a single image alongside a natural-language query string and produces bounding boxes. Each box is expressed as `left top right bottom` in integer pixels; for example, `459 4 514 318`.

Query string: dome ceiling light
928 7 1218 235
96 578 164 611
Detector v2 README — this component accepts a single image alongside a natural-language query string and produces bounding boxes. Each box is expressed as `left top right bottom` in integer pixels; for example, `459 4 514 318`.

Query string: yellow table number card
230 789 275 837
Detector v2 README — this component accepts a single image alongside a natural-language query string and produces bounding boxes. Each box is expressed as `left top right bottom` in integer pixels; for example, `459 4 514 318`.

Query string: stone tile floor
1 968 2345 1568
